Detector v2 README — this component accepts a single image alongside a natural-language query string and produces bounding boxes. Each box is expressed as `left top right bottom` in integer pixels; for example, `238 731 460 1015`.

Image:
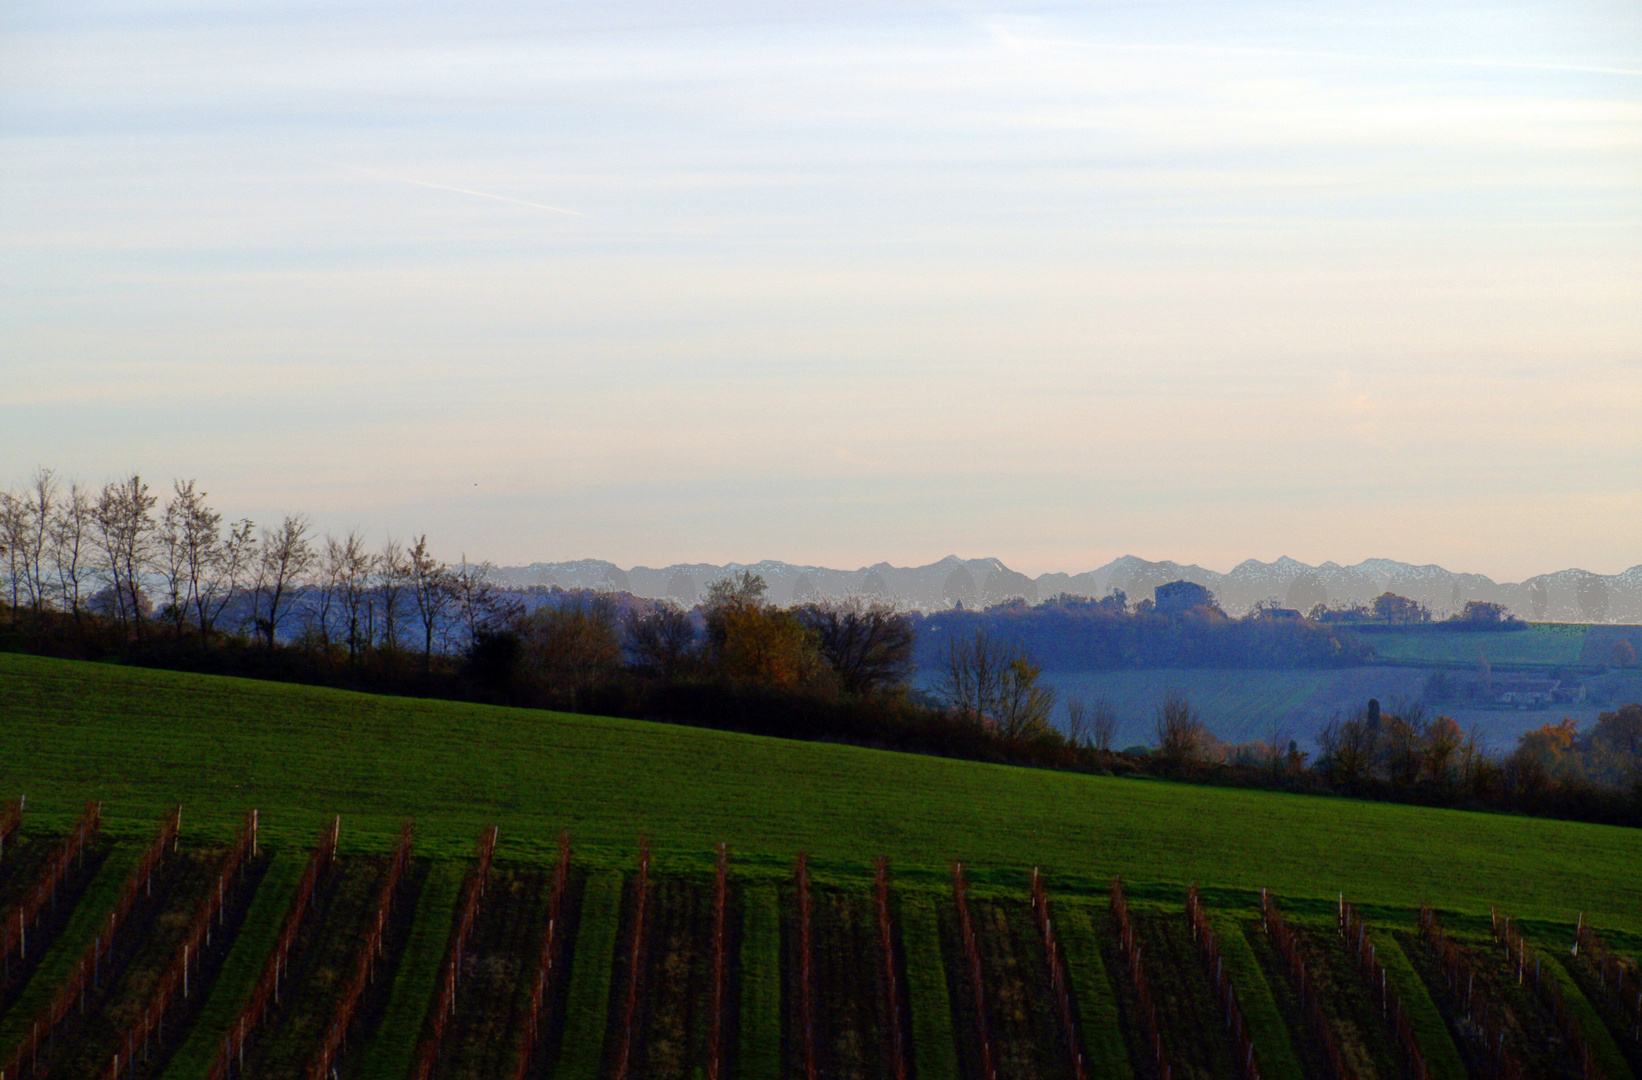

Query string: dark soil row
40 846 264 1080
428 864 555 1080
235 853 425 1080
0 836 113 1016
1133 911 1236 1080
1397 927 1584 1080
1239 918 1405 1080
1560 949 1642 1076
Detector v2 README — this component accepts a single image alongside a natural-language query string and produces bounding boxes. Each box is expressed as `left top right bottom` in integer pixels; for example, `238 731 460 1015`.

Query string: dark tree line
6 469 1638 829
909 590 1372 671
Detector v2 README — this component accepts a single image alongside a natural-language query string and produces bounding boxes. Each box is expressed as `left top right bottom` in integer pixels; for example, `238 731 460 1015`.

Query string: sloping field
1031 667 1423 748
1 653 1638 928
3 653 1642 1078
1362 623 1589 666
1033 667 1625 752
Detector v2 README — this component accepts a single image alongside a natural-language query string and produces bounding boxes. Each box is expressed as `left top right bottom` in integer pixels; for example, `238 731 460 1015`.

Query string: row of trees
911 593 1372 671
492 571 918 711
1308 593 1524 630
1312 697 1642 814
0 469 508 669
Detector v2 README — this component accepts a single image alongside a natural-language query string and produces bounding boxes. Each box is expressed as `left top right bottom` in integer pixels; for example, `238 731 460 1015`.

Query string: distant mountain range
486 555 1642 623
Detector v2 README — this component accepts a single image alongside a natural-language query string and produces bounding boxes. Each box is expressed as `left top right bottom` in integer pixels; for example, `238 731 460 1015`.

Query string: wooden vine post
1572 913 1642 1043
102 810 261 1080
206 818 340 1080
307 821 413 1080
797 850 818 1080
1491 907 1600 1080
708 842 729 1080
875 857 908 1080
1030 868 1087 1080
508 830 572 1080
1418 904 1524 1080
1336 896 1427 1080
951 861 996 1080
409 825 499 1080
612 837 651 1080
1186 884 1260 1080
1110 877 1170 1080
2 804 179 1080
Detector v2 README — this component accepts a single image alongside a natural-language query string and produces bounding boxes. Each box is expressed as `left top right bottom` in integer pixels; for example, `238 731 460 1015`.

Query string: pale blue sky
3 0 1639 579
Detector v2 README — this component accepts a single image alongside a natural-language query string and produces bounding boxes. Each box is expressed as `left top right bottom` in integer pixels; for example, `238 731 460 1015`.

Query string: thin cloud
984 25 1642 79
342 165 588 217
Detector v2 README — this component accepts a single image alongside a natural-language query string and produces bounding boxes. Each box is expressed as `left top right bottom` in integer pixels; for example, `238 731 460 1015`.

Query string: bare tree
1154 686 1206 764
331 531 375 661
623 602 697 678
407 534 455 671
1091 696 1119 753
252 514 314 648
48 482 93 619
92 476 158 635
19 469 57 617
156 487 193 636
373 537 409 652
448 557 513 657
995 655 1056 740
0 486 25 611
1064 696 1089 747
308 534 351 653
158 479 235 637
794 596 916 696
158 479 230 637
1317 707 1376 783
195 517 255 637
935 628 1053 737
934 628 1013 726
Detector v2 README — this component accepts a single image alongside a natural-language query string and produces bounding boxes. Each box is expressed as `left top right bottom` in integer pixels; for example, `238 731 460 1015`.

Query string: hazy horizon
5 0 1639 582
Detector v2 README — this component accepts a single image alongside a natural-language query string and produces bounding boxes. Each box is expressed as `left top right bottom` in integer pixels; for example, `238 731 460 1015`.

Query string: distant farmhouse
1154 580 1216 616
1493 679 1586 707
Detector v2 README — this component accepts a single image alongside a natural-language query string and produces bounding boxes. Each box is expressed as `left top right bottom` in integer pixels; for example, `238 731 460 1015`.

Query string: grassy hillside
1361 622 1589 666
1026 667 1414 748
2 652 1639 934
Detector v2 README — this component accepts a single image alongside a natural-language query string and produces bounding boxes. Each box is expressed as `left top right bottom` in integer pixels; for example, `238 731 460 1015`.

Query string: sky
3 0 1639 581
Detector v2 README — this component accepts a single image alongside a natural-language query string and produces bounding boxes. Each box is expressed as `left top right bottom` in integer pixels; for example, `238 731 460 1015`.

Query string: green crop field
1361 622 1590 666
1 652 1638 928
3 651 1642 1078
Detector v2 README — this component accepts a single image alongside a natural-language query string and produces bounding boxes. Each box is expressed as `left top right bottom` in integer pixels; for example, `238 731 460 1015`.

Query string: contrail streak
344 165 588 217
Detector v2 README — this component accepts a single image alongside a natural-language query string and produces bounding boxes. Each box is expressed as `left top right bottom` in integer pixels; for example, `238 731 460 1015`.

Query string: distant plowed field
1028 665 1639 752
2 653 1640 1074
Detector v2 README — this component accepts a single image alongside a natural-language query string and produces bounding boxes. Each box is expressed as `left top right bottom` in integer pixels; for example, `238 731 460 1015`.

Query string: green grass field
2 653 1640 938
735 884 782 1079
1361 622 1589 666
557 870 622 1080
